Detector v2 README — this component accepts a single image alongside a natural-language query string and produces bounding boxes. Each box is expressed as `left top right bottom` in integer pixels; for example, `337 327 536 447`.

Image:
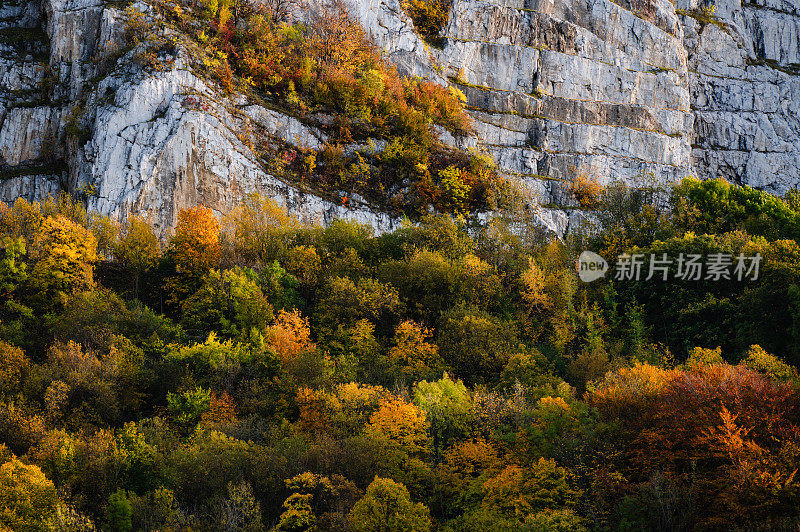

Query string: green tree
167 387 212 429
382 250 457 325
0 236 26 298
315 276 401 334
276 492 314 532
169 430 255 512
181 267 274 340
129 488 178 531
218 481 264 531
106 490 133 532
438 306 519 384
116 422 161 493
348 477 432 532
567 305 609 392
259 260 300 310
413 373 472 460
222 193 299 267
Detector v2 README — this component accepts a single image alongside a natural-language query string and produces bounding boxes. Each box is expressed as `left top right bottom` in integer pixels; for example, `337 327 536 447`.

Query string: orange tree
164 206 221 310
590 362 800 529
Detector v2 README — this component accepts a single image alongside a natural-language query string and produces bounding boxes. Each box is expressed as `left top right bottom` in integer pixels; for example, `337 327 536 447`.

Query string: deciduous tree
348 477 432 532
0 458 58 531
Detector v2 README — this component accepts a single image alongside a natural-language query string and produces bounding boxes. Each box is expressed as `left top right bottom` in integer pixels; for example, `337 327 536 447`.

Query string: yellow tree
365 399 428 456
388 320 443 382
0 458 59 531
0 342 28 398
29 215 98 303
221 193 298 266
741 345 798 382
520 258 549 310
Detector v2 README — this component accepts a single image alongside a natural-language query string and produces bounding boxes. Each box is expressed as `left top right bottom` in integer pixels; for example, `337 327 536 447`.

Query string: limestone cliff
0 0 799 235
1 0 401 233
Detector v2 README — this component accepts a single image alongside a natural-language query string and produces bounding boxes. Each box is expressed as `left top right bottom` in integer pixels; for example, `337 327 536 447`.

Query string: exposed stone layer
0 0 799 237
435 0 694 218
681 0 800 194
0 0 401 234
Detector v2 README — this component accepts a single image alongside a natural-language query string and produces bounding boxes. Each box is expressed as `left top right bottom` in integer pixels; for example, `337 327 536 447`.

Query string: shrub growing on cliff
144 0 500 218
401 0 452 46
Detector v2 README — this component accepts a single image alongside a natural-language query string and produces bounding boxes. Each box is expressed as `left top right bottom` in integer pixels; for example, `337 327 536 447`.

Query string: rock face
79 51 396 232
0 0 62 202
682 0 800 194
426 0 800 210
0 0 400 233
435 0 693 217
0 0 799 235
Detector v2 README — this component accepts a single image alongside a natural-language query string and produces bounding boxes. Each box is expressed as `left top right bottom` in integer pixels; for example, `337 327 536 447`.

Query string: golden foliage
401 0 451 39
388 320 442 381
308 0 373 73
0 458 59 531
365 399 428 455
520 258 549 310
441 439 501 481
281 245 321 287
0 402 46 455
0 342 28 397
266 310 315 363
741 345 798 382
43 381 70 421
29 215 98 297
221 194 299 266
567 168 604 210
296 383 392 437
200 392 238 427
169 206 221 274
482 459 580 519
115 217 160 273
590 362 677 417
685 346 724 370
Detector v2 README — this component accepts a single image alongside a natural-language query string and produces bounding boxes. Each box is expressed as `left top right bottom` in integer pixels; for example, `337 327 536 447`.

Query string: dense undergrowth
123 0 509 218
0 177 799 530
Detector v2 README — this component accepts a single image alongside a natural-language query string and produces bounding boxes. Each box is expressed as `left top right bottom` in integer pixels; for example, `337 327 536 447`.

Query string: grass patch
676 7 726 29
747 57 800 76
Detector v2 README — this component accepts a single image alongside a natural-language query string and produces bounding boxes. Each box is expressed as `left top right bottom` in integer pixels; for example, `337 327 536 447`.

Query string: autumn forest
0 176 799 531
0 0 799 528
